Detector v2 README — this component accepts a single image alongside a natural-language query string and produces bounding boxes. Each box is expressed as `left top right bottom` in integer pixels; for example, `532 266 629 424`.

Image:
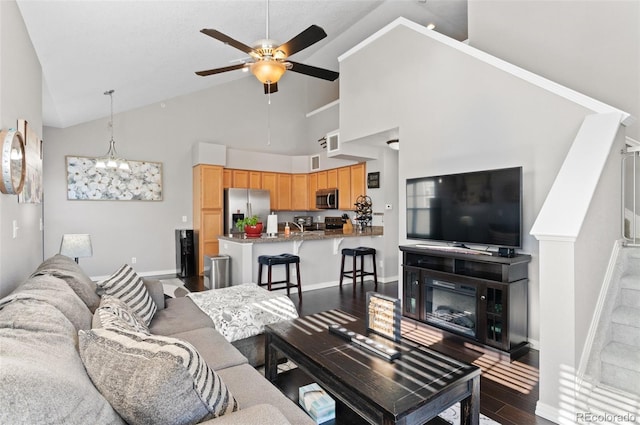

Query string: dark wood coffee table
265 309 480 425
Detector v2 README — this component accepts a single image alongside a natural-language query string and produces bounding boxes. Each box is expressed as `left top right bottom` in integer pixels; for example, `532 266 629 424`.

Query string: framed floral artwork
66 156 163 201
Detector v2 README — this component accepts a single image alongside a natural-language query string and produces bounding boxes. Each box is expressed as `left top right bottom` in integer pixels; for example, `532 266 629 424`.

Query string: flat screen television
406 166 522 248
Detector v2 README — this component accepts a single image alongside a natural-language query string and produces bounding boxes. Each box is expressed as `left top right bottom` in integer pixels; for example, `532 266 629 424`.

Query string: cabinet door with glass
481 283 507 349
402 266 423 320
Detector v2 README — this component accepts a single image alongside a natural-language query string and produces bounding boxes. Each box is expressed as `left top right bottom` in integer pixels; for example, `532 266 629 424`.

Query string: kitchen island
218 226 384 292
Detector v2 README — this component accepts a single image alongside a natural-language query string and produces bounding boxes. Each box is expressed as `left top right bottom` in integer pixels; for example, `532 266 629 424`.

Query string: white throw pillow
96 264 157 326
94 295 150 334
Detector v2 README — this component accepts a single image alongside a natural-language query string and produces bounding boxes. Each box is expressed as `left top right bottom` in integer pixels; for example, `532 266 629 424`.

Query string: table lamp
60 234 93 263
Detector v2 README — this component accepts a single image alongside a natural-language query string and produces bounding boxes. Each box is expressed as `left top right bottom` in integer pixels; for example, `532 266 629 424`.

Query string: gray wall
468 0 639 143
0 0 43 297
42 74 339 278
338 23 597 344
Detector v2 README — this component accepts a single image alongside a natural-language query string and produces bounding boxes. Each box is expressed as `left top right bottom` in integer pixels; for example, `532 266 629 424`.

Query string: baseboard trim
535 402 562 424
528 338 540 351
91 268 177 282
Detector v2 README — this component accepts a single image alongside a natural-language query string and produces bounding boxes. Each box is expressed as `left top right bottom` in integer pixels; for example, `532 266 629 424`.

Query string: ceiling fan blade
195 63 248 77
263 82 278 94
200 29 255 55
288 61 339 81
276 25 327 58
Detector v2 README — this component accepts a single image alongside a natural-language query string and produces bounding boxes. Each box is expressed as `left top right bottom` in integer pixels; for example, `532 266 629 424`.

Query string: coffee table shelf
265 310 480 425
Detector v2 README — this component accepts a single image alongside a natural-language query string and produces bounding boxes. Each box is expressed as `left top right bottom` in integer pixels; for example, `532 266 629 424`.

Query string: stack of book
299 383 335 424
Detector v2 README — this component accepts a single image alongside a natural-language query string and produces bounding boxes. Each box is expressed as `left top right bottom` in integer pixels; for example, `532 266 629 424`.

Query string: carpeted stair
599 247 640 394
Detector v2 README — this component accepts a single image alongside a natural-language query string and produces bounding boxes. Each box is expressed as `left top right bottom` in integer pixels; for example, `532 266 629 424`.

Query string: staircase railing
622 145 640 246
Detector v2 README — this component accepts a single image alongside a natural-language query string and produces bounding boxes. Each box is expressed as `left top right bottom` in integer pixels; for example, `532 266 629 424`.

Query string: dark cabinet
400 245 531 360
402 266 423 320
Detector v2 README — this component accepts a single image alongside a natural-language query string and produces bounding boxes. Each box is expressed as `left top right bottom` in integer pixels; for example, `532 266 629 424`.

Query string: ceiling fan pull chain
267 94 271 146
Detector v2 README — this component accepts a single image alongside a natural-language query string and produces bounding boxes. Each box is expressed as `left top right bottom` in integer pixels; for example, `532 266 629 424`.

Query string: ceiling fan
195 4 339 94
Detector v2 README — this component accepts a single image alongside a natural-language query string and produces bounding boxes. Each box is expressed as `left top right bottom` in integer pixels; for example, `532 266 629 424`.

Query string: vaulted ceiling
17 0 467 129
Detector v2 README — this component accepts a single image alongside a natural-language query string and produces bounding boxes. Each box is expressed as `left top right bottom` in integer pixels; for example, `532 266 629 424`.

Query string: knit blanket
186 283 299 342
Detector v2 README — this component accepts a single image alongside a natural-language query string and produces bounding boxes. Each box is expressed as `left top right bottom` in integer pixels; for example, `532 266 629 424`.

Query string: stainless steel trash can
204 255 230 289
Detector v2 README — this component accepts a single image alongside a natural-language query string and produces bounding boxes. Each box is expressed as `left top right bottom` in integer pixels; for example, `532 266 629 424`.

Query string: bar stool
257 254 302 301
339 247 378 294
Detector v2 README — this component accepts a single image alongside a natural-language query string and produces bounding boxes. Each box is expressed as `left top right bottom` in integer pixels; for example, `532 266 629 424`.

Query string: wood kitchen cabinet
291 174 308 211
317 171 328 190
308 173 318 210
337 166 351 210
232 169 249 188
327 169 338 189
193 165 223 275
350 163 366 204
277 173 292 210
261 172 278 211
249 171 261 189
222 169 232 189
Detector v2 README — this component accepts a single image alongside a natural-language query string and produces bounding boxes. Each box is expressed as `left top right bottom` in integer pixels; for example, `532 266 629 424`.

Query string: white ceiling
17 0 467 129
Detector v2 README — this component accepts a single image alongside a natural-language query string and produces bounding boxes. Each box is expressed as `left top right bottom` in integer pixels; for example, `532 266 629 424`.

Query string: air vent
327 131 339 153
310 155 320 170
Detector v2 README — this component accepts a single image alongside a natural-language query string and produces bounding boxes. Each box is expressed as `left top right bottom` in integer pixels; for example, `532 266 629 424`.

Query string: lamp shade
60 234 93 262
250 60 286 84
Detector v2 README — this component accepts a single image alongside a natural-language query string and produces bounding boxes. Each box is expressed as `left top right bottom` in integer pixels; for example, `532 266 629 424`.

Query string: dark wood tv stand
399 244 531 360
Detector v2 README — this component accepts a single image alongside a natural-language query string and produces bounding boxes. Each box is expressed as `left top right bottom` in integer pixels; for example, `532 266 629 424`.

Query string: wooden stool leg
360 254 365 285
352 255 357 294
339 255 346 287
296 262 302 302
267 264 273 291
372 253 378 290
285 264 291 296
258 263 263 286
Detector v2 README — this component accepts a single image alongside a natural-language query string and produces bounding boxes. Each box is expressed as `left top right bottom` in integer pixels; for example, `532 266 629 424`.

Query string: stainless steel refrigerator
223 188 271 234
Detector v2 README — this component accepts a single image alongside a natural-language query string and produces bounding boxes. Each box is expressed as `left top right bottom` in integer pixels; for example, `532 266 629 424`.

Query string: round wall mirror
0 129 26 195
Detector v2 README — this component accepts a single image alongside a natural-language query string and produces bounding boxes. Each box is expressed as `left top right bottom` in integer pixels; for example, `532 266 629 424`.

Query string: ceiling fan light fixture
250 60 286 84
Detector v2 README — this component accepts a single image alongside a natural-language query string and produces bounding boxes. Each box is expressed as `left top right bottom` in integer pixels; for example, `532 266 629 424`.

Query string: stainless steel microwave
316 188 338 209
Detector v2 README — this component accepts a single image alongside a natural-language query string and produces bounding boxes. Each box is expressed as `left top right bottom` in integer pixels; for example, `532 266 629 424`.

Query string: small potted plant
235 215 263 238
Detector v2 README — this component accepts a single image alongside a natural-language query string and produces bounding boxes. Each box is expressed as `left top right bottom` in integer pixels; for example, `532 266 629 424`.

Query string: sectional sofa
0 254 313 425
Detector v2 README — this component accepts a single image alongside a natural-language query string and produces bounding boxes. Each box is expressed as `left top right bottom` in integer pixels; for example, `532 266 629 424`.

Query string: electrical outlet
131 257 137 264
12 220 18 239
182 215 187 223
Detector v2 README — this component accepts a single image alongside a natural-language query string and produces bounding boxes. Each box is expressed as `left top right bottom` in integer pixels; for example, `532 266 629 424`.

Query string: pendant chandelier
95 90 129 170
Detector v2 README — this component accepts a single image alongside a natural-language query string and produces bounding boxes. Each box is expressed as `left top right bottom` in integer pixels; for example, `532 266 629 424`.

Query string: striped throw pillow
79 328 239 425
97 264 157 326
95 295 150 334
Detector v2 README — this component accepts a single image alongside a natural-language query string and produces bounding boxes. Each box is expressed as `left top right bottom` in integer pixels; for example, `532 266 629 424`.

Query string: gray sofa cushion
96 264 157 326
6 274 92 331
79 328 239 425
93 295 150 333
149 296 214 336
217 364 315 425
170 328 248 370
31 254 101 312
143 277 165 310
199 403 292 425
0 298 125 425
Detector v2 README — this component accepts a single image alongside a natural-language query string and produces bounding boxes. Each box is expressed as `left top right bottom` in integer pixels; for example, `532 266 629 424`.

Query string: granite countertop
218 226 384 244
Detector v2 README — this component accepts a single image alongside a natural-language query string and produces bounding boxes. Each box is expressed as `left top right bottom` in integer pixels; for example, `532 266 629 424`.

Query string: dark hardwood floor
177 275 554 425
